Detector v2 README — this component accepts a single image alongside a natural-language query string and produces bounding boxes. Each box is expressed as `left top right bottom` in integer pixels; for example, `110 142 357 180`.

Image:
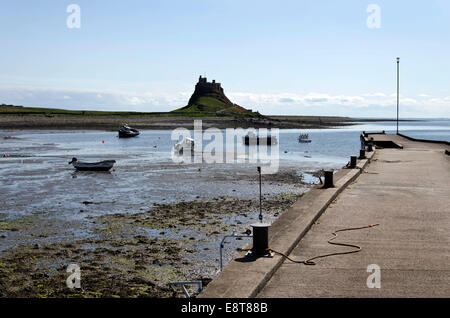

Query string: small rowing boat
68 157 116 171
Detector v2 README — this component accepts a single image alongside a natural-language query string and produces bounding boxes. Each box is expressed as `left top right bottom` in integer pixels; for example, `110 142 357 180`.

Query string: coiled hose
271 224 379 265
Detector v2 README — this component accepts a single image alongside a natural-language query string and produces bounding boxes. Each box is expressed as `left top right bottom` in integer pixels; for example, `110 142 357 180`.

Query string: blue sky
0 0 449 117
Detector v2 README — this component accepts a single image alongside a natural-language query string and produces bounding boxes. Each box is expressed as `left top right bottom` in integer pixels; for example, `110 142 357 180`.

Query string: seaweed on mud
0 192 305 298
0 236 185 298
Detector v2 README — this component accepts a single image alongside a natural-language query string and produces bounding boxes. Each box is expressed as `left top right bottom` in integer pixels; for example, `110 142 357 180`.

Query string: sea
2 119 448 166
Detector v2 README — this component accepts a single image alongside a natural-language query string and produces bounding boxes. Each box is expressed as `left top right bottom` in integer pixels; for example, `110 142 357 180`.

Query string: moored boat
243 131 278 146
68 157 116 171
173 137 195 155
118 125 140 138
298 133 311 143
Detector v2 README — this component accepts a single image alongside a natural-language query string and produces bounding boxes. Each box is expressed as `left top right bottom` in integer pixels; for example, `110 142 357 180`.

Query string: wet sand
0 115 355 130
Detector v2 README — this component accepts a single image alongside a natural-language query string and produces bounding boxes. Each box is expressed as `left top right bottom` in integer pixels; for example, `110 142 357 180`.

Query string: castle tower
188 75 232 106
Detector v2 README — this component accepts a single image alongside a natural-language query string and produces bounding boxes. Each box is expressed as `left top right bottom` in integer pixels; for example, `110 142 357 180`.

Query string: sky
0 0 449 118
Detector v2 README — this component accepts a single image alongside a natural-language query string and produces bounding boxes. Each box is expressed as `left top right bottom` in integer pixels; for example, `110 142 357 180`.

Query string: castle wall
189 76 232 106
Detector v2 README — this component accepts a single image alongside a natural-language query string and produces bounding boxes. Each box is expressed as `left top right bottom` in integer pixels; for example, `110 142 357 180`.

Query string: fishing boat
298 133 311 143
173 137 195 155
243 131 278 146
68 157 116 171
118 125 140 138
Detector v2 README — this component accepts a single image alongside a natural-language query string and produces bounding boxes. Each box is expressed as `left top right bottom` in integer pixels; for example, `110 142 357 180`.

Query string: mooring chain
271 224 379 265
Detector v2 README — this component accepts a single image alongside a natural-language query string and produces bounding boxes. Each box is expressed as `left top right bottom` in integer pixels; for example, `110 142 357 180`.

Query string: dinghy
68 157 116 171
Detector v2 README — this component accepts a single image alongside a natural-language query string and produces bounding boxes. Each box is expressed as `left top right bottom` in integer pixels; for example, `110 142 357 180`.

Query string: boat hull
118 131 140 138
243 136 278 146
72 160 116 171
118 125 140 138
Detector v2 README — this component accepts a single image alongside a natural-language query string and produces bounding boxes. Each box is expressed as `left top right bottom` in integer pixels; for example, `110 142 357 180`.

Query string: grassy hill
0 104 210 117
171 97 260 117
0 104 146 117
0 102 259 118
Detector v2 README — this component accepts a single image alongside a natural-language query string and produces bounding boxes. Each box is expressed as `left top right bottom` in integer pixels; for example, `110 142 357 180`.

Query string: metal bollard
322 170 334 188
251 223 270 255
349 156 357 168
367 143 373 152
359 149 366 159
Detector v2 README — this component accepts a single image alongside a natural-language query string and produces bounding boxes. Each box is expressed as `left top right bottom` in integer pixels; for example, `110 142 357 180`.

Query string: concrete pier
200 134 449 298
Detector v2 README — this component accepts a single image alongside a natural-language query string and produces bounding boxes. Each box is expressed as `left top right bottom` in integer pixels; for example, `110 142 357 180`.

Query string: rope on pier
271 224 379 265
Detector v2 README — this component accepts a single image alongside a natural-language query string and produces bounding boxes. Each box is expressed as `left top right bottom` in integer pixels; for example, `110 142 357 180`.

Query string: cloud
305 97 328 103
278 97 295 103
0 85 449 118
229 91 450 117
363 93 386 97
0 85 188 112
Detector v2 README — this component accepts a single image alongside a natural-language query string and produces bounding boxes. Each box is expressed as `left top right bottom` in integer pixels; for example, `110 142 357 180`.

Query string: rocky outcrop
187 76 233 106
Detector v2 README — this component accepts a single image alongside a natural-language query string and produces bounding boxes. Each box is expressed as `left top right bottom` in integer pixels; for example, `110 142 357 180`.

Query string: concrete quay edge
198 150 374 298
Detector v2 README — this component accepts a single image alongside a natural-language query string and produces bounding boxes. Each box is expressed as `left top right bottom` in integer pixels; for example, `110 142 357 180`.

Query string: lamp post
396 57 400 134
257 166 262 222
252 166 270 256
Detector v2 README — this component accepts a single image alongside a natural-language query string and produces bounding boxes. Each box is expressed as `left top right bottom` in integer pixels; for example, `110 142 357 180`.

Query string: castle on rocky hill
187 76 233 106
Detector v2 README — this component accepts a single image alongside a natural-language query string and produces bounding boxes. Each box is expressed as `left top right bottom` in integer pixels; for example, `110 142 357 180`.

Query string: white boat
298 133 311 143
173 137 195 155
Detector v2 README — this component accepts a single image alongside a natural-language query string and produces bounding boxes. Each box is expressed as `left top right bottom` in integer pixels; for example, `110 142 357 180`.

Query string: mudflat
0 114 355 130
1 133 328 297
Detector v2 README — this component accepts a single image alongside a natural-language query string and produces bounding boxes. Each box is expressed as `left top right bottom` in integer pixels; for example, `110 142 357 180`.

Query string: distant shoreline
0 114 421 131
0 103 423 130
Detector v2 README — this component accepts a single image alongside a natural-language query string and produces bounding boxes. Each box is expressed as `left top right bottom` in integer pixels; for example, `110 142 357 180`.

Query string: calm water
1 119 448 221
3 119 448 166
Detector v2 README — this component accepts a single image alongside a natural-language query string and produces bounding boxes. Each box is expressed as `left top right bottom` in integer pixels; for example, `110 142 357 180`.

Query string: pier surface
201 134 449 298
